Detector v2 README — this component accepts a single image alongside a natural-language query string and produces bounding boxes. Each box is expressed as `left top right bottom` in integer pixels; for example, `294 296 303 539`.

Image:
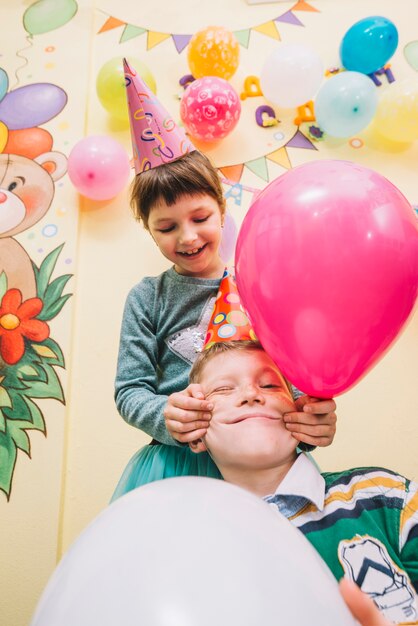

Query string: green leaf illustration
38 293 72 321
7 420 30 455
0 271 8 301
22 363 64 402
34 243 65 299
0 429 17 499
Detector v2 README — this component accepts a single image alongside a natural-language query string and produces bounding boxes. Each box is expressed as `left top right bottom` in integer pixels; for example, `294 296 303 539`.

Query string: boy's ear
189 438 207 454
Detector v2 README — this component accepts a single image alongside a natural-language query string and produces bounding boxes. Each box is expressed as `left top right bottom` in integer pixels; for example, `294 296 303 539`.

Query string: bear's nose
0 192 7 203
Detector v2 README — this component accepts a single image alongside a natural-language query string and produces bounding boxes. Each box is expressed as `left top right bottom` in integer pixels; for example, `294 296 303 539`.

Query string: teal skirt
111 444 222 502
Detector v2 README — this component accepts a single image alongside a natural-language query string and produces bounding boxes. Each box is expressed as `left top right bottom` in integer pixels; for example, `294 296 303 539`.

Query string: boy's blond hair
130 151 226 229
190 340 293 397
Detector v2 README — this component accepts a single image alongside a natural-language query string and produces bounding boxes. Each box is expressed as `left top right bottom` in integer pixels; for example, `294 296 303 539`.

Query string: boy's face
199 349 298 472
148 193 224 279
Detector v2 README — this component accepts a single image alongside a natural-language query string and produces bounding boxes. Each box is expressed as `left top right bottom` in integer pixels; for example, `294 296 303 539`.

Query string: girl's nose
178 226 198 245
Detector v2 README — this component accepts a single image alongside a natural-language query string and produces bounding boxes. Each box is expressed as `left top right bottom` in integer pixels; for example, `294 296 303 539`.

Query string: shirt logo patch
338 535 418 623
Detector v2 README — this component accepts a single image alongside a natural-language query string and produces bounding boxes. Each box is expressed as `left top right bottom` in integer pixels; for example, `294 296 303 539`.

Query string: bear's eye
7 177 24 193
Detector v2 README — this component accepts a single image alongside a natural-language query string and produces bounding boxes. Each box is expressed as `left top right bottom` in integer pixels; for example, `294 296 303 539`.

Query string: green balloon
404 41 418 71
23 0 77 36
96 57 157 122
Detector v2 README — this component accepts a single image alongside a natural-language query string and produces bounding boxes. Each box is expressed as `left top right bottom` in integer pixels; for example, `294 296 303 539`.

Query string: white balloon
31 478 356 626
260 43 324 108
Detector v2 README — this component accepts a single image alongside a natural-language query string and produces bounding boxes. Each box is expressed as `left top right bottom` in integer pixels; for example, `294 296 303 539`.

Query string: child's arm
115 282 183 446
283 395 337 448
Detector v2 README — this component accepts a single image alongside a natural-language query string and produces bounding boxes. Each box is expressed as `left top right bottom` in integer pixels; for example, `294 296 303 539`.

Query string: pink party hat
204 269 257 350
123 58 196 174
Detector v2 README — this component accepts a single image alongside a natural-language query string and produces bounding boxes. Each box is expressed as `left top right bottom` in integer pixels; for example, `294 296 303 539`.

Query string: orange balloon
4 127 53 158
188 26 240 80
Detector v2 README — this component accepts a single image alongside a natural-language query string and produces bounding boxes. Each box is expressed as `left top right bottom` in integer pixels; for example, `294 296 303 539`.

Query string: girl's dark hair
130 151 225 229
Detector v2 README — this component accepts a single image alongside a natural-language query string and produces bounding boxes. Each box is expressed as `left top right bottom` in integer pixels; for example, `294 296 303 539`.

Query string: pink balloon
235 160 418 397
68 135 130 201
180 77 241 142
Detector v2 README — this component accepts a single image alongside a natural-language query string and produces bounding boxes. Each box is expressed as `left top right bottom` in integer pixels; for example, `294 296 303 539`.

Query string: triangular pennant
225 183 243 206
286 130 317 151
291 1 320 12
147 30 171 50
172 34 192 53
234 29 251 48
253 21 280 41
275 11 304 26
219 164 244 183
245 157 269 182
267 147 291 169
120 24 146 43
98 16 126 33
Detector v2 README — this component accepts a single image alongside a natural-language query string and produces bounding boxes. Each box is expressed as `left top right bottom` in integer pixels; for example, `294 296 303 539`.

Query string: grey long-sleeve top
115 267 221 446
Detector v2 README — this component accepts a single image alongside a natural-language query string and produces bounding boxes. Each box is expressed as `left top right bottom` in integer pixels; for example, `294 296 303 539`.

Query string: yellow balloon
188 26 240 80
374 78 418 142
0 121 8 152
96 57 156 122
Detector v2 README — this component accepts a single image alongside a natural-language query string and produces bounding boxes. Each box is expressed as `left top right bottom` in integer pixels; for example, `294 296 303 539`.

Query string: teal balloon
0 68 8 103
23 0 77 36
315 72 378 138
340 16 398 75
404 41 418 71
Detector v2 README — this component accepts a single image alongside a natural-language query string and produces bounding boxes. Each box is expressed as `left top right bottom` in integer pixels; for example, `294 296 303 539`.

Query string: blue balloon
315 71 378 138
340 16 398 75
0 68 8 103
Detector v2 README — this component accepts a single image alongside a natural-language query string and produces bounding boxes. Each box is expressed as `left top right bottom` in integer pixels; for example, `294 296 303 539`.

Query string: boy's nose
239 384 265 405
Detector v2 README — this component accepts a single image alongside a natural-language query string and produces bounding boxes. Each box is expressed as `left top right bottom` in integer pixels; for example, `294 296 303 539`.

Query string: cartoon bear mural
0 151 67 300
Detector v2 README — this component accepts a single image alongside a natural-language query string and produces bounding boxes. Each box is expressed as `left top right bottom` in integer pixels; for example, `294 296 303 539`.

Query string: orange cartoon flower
0 289 50 365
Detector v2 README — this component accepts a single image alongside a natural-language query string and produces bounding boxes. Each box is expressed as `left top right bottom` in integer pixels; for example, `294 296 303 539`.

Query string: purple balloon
0 83 67 130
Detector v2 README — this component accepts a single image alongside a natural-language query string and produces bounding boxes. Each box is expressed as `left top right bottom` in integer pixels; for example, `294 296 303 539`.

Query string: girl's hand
164 384 213 443
283 395 337 448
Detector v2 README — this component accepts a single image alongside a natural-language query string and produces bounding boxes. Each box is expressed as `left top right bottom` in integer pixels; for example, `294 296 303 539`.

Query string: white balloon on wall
30 477 356 626
260 43 324 108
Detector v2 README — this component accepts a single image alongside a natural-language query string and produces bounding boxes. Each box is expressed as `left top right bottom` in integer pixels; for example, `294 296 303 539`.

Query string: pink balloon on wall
180 76 241 142
235 160 418 397
68 135 130 201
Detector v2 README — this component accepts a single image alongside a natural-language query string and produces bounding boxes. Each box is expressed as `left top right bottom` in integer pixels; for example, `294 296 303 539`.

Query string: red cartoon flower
0 289 50 365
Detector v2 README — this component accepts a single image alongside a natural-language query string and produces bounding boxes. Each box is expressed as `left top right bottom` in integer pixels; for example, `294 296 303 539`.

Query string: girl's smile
148 193 225 279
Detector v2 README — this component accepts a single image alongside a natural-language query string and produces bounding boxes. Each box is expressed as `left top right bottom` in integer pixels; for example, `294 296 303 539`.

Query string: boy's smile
148 193 224 279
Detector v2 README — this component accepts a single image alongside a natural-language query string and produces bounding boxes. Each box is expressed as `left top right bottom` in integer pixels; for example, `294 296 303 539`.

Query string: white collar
268 453 325 511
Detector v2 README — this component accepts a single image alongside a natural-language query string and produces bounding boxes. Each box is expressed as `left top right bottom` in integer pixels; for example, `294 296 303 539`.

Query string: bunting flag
218 130 317 185
96 3 318 50
291 1 320 12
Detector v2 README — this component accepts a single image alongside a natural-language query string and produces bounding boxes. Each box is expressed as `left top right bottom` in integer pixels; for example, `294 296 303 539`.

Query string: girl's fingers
284 422 335 437
166 418 210 434
170 394 213 412
289 432 333 447
283 412 337 426
165 406 212 424
172 428 208 444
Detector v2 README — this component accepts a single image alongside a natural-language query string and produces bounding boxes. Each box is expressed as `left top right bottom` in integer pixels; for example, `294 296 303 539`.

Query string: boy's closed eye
207 385 235 397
